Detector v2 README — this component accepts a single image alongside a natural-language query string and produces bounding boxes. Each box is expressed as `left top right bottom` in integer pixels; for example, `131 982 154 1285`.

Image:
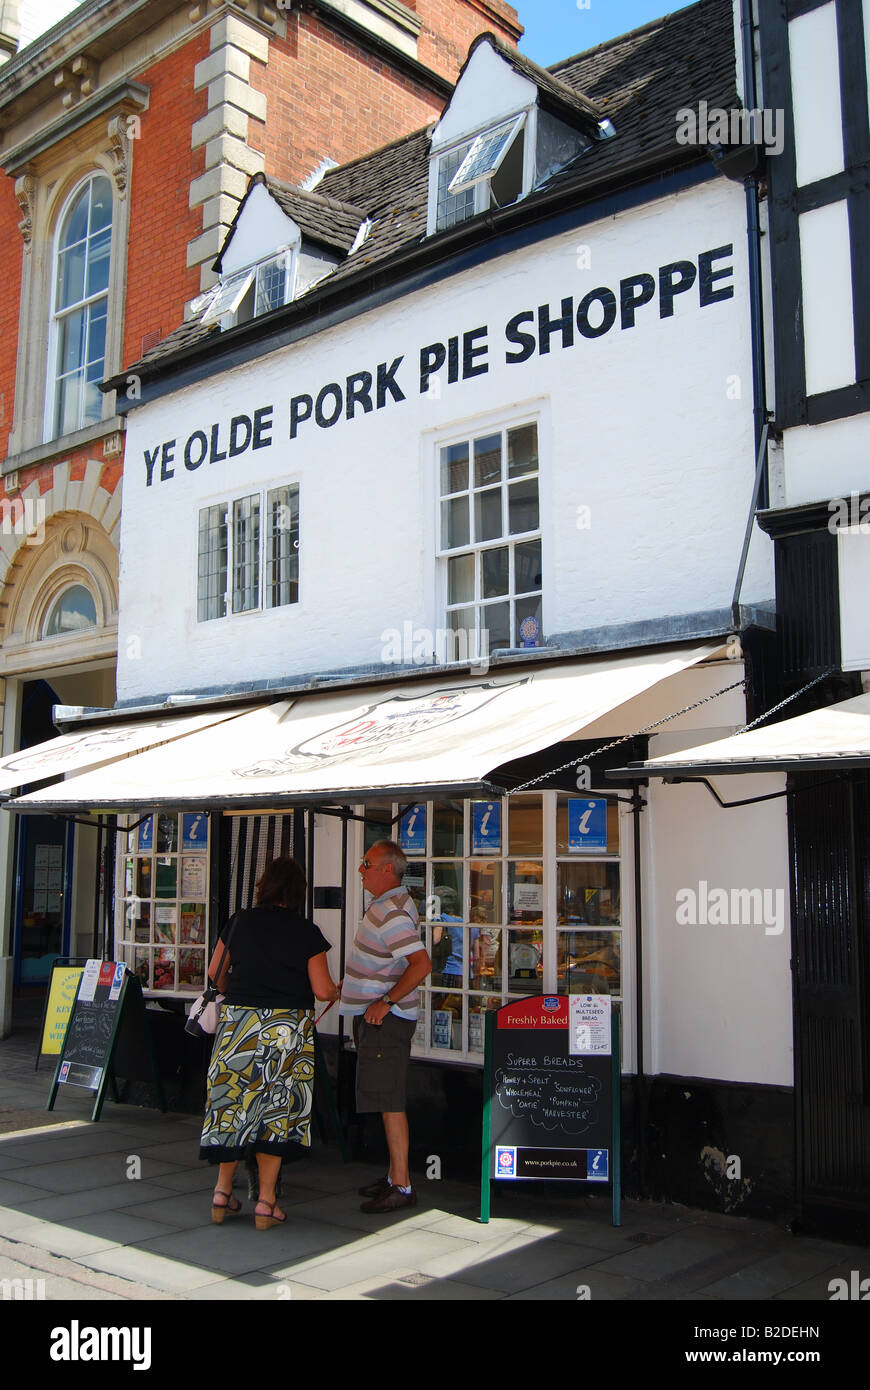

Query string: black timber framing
759 0 870 428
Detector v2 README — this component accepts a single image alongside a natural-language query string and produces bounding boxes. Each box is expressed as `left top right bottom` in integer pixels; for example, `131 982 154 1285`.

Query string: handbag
185 917 238 1038
184 985 223 1038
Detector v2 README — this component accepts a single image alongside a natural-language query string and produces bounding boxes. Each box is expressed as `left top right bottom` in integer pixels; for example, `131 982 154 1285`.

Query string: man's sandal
254 1200 287 1231
211 1189 242 1224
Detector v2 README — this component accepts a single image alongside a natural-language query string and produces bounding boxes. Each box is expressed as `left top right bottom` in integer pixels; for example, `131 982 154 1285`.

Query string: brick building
0 0 520 1028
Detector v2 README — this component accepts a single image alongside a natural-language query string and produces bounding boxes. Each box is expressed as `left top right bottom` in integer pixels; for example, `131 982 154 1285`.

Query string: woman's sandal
254 1199 287 1231
211 1189 242 1224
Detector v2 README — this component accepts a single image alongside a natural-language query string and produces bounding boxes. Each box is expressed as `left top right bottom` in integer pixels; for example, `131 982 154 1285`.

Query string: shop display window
117 812 209 995
358 791 623 1063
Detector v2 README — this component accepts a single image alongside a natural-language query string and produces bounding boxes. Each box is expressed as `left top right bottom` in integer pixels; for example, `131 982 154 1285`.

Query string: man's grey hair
371 839 408 879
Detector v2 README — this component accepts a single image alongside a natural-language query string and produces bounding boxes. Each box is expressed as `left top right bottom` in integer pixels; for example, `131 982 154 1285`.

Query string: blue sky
517 0 696 66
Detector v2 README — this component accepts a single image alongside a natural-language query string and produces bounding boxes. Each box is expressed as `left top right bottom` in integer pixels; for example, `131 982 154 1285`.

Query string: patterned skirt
199 1004 315 1163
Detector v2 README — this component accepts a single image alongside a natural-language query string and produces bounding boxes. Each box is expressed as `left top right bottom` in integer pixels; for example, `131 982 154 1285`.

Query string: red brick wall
122 32 210 372
417 0 522 75
0 178 23 461
0 447 120 530
249 11 450 186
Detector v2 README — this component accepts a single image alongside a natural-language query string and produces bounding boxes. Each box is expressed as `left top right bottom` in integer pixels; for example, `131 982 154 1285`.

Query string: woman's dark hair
254 856 307 910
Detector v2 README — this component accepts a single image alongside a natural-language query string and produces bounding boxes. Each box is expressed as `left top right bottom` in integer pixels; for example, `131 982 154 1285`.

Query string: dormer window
448 113 526 198
202 248 296 328
432 112 531 233
426 32 605 239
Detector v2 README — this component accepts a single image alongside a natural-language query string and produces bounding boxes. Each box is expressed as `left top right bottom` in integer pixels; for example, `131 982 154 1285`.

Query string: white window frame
115 812 211 1001
353 791 633 1069
202 245 298 329
196 482 300 623
427 106 537 235
45 172 114 442
434 414 542 659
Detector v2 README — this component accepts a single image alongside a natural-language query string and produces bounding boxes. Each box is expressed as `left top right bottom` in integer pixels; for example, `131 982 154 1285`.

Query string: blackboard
55 961 127 1090
481 995 621 1222
47 961 164 1120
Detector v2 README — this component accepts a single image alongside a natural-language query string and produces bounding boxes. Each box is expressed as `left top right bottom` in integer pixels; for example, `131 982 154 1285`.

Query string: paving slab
321 1272 504 1300
424 1212 543 1243
145 1167 220 1193
0 1175 54 1204
0 1131 136 1164
132 1212 369 1276
278 1188 461 1234
1 1153 184 1194
12 1181 184 1220
185 1273 324 1301
0 1250 125 1301
422 1231 609 1292
699 1246 866 1300
117 1189 222 1230
0 1210 122 1259
60 1210 181 1244
74 1246 220 1293
505 1267 647 1300
591 1226 754 1282
282 1226 476 1292
133 1140 211 1166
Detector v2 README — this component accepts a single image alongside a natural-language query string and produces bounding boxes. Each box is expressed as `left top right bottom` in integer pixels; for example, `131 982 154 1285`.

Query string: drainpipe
632 789 647 1196
711 0 773 627
740 0 770 486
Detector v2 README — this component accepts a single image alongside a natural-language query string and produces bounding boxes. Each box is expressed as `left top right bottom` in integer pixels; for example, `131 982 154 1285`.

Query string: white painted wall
644 760 792 1086
221 183 299 273
789 3 845 188
118 177 772 701
586 660 792 1086
799 201 855 397
838 527 870 671
781 411 870 507
430 41 536 149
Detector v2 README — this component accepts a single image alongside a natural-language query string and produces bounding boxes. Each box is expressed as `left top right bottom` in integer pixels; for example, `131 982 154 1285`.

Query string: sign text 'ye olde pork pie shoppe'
141 245 734 486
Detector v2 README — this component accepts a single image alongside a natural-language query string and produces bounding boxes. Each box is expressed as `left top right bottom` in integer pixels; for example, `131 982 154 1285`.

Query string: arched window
43 584 98 638
51 174 112 438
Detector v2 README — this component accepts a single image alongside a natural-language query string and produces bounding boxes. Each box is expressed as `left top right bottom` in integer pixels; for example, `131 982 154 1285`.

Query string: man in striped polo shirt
339 839 431 1212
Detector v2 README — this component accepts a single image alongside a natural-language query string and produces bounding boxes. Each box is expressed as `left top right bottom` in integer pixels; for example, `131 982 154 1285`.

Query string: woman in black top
199 857 339 1229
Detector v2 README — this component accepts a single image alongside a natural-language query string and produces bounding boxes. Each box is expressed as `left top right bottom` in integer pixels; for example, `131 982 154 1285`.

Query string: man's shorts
352 1013 416 1113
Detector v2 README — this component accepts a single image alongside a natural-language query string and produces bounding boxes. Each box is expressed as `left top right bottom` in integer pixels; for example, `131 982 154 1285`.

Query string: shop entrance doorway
12 681 73 993
7 665 115 1031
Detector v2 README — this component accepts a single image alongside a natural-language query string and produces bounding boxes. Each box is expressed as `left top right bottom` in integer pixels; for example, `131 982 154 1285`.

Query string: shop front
4 638 798 1209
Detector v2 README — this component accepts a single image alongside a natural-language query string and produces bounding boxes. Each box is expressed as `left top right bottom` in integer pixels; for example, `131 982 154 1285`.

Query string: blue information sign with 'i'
568 798 608 852
399 804 427 854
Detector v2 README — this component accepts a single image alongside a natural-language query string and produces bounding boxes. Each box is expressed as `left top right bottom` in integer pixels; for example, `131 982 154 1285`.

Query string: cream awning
617 691 870 778
0 708 254 796
6 643 722 813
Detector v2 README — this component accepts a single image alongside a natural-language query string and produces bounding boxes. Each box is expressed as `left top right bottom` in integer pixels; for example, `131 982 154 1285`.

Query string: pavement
0 1020 867 1311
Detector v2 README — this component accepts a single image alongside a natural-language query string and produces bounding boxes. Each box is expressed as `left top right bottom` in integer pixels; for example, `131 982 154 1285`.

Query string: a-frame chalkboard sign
47 960 166 1121
481 994 621 1224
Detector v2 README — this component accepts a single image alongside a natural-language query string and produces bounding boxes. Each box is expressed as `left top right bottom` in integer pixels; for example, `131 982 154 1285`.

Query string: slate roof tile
117 0 737 381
